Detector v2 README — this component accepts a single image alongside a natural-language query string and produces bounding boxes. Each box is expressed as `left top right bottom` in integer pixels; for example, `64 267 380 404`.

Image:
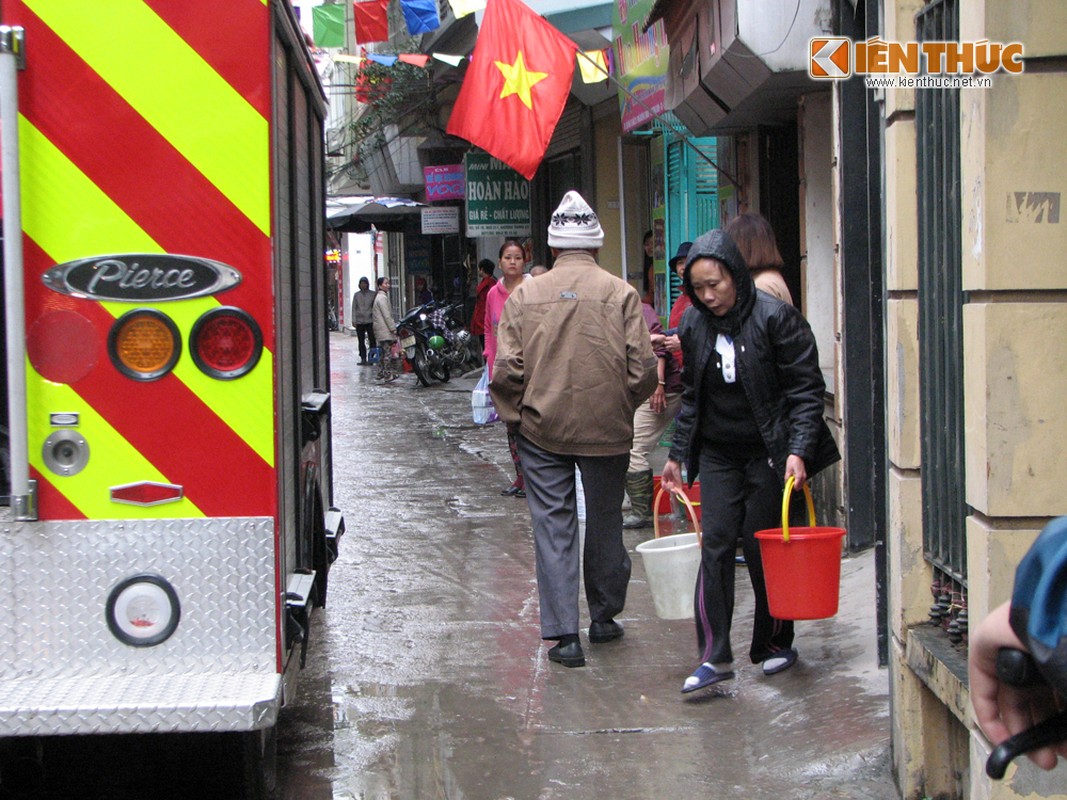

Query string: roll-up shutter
545 101 583 159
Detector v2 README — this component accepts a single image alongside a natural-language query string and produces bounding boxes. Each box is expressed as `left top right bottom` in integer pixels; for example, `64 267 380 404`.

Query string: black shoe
547 640 585 668
501 485 526 498
588 620 624 643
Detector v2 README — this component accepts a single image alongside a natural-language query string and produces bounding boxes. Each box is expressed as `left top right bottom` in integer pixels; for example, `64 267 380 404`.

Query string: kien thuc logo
809 37 1025 82
810 38 851 79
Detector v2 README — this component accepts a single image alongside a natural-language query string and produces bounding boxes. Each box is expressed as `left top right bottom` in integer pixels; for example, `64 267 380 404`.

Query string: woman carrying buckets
659 228 839 694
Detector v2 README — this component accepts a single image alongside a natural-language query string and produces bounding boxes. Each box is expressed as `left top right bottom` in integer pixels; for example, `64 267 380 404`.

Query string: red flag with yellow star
446 0 577 180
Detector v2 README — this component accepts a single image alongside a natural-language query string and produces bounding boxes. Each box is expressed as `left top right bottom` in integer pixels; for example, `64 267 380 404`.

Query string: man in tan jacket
490 191 657 668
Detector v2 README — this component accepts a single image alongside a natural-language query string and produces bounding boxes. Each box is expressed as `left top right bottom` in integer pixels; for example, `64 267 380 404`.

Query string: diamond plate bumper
0 515 284 735
0 672 281 735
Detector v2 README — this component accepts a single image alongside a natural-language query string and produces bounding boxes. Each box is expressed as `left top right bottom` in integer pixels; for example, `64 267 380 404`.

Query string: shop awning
325 196 424 233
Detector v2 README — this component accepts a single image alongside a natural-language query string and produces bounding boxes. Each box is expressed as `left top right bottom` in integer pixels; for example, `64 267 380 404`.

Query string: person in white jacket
371 277 399 381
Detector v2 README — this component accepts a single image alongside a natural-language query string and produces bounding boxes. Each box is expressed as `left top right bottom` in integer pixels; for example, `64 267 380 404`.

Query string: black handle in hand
987 710 1067 779
996 647 1042 688
986 647 1067 779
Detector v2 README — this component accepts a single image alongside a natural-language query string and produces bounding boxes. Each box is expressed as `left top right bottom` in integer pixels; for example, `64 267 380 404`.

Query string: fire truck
0 0 342 793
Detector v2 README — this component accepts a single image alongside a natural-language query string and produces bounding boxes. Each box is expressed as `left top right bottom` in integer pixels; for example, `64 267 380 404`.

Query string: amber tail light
107 309 181 381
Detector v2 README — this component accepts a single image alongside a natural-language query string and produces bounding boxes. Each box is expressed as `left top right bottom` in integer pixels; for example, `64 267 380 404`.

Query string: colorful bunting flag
578 49 609 83
433 52 465 67
354 0 390 44
367 53 398 66
446 0 577 180
355 57 392 103
312 4 347 48
447 0 487 18
398 54 431 67
398 0 441 35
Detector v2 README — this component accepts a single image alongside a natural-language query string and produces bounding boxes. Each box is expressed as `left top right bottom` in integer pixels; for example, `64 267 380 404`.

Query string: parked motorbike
396 300 481 387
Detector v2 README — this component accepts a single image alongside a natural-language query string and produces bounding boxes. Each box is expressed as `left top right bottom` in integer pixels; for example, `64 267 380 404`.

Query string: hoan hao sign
43 254 242 302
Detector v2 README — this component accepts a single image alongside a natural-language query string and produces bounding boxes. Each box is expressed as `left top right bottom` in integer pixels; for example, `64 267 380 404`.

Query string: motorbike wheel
429 362 451 383
412 351 432 387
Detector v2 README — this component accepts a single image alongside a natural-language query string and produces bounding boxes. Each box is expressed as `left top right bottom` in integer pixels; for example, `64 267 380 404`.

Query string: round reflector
190 307 263 380
105 574 181 647
108 309 181 381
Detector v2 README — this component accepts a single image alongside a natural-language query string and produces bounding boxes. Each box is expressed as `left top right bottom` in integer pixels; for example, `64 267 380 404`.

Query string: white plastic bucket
636 532 700 620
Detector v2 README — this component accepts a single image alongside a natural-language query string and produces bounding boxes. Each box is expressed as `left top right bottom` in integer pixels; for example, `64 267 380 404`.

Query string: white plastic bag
472 370 499 425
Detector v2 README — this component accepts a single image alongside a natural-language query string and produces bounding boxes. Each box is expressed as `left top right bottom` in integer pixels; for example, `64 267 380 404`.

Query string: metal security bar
916 0 968 588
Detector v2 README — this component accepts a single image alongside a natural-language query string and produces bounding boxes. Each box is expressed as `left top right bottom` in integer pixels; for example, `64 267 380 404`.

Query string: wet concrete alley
274 332 899 799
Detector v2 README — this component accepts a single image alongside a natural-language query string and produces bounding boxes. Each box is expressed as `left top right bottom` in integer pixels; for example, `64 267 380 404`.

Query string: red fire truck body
0 0 341 764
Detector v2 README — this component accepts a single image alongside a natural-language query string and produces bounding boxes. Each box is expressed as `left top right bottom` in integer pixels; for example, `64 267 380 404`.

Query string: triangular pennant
578 49 609 83
398 54 431 67
447 0 486 18
367 53 398 66
433 52 465 67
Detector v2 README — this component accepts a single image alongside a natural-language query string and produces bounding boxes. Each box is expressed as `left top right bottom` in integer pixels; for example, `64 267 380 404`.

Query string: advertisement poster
613 0 669 133
421 207 460 235
424 165 465 202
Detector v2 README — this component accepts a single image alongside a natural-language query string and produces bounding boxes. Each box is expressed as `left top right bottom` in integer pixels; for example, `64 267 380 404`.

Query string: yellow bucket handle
780 476 816 543
653 485 701 547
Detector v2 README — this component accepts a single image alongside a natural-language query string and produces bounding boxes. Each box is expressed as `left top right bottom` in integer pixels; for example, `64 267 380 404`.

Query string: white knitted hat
547 191 604 249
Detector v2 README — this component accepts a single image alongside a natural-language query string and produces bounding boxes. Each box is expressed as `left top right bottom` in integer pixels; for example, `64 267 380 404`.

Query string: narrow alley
273 333 898 799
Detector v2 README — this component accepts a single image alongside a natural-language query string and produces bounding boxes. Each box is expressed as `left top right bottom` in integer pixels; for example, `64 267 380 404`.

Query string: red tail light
190 307 263 380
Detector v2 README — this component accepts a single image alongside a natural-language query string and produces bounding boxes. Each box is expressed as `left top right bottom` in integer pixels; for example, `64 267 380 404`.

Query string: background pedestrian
724 212 793 304
471 259 496 349
372 276 400 382
484 240 528 498
490 191 657 668
622 300 682 529
350 276 377 365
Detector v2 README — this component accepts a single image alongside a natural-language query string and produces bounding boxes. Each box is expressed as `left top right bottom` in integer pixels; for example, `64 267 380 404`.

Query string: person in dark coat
660 229 840 693
350 276 377 364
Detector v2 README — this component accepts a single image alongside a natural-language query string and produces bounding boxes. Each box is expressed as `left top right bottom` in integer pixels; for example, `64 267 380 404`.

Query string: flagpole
574 49 741 189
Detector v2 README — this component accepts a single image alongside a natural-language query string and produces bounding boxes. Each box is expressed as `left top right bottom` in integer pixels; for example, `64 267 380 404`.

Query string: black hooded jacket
667 229 840 485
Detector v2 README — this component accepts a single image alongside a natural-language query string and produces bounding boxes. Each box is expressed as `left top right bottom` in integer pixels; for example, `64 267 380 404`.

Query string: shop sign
421 207 460 235
613 0 668 132
464 152 530 237
424 164 465 201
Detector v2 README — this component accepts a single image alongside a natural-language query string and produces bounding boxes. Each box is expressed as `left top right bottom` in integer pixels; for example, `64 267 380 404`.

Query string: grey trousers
516 434 632 639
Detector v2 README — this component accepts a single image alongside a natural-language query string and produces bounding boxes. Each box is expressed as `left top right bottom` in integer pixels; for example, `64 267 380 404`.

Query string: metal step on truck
0 1 343 795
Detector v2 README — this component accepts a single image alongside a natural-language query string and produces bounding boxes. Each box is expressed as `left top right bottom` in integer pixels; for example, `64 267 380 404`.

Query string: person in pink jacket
483 239 527 497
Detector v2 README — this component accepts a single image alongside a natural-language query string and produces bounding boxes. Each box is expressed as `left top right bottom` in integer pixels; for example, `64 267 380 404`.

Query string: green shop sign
464 152 531 237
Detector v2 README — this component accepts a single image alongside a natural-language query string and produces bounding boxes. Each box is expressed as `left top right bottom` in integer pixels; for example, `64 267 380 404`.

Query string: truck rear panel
0 0 332 735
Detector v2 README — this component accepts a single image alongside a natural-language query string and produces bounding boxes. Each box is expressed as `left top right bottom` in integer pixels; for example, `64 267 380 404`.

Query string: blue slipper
681 662 735 693
762 648 798 676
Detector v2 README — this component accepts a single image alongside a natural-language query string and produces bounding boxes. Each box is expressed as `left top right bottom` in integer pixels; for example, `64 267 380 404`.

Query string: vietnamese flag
446 0 577 180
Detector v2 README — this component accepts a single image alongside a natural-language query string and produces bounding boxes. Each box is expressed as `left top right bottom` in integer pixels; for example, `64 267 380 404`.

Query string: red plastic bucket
755 477 845 620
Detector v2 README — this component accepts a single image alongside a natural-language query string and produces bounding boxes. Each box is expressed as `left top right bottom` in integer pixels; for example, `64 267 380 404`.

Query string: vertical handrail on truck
0 27 36 521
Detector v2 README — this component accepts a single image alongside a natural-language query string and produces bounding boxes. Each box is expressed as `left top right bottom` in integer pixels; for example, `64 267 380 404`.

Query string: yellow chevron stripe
20 117 276 467
25 0 270 235
27 362 205 519
19 115 157 256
